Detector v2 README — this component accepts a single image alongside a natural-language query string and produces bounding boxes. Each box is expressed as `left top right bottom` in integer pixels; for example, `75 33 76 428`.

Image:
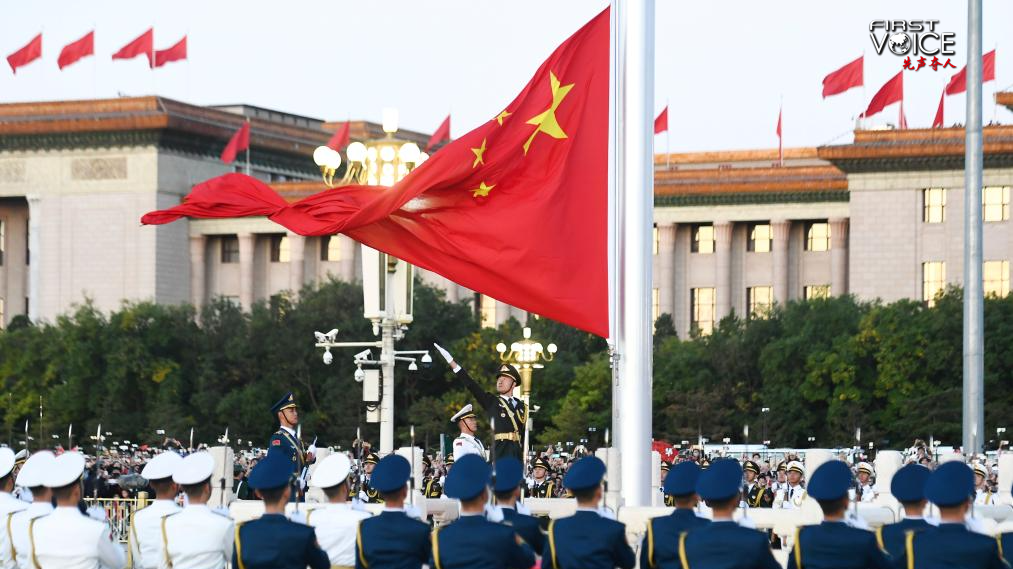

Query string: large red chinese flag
58 31 94 70
7 34 42 74
822 55 863 98
112 28 154 68
426 115 451 151
154 36 187 68
220 122 251 164
862 71 903 119
326 121 350 151
653 106 668 134
945 50 996 95
143 9 611 336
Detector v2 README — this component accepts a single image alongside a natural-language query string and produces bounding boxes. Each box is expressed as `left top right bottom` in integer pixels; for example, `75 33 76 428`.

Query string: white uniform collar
382 507 404 513
280 425 296 436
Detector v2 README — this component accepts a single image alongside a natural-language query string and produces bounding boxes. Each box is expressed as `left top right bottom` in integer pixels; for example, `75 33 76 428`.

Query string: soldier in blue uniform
641 461 710 569
677 459 781 569
543 456 635 569
355 454 431 569
493 457 545 553
875 463 934 558
432 454 535 569
785 460 892 569
269 392 316 503
232 447 329 569
897 461 1006 569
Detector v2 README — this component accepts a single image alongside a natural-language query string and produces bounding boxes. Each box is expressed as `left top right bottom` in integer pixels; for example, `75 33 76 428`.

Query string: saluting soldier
0 448 28 569
421 456 443 498
743 460 773 508
451 404 486 461
641 461 710 569
161 451 235 569
233 447 329 569
432 454 535 569
528 457 556 498
269 392 317 479
355 455 431 569
359 452 384 504
127 451 183 569
875 463 933 559
4 450 55 569
854 462 876 503
434 343 526 461
493 457 545 554
306 453 371 569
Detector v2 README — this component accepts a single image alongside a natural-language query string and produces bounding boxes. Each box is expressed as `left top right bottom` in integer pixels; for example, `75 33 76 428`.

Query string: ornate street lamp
312 108 428 188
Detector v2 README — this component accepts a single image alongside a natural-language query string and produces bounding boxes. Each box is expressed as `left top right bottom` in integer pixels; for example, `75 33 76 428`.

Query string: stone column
830 218 849 296
339 236 357 282
771 220 791 306
714 221 733 320
238 233 255 309
656 224 677 317
288 233 306 294
26 195 41 322
189 235 206 307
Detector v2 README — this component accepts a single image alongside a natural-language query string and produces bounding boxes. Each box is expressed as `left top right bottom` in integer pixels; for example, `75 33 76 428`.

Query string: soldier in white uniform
128 451 183 569
0 448 28 569
774 460 806 509
29 451 126 569
972 463 993 505
159 452 234 569
6 451 56 569
854 462 876 503
306 453 370 567
451 404 486 461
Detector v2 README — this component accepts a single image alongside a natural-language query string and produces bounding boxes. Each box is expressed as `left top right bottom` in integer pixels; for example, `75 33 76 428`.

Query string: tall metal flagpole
963 0 985 456
614 0 654 507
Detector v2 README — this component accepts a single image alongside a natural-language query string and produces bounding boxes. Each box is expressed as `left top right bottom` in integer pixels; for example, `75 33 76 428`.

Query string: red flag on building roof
7 34 42 74
822 55 864 98
154 36 187 68
220 121 250 164
775 106 783 165
112 28 154 68
862 71 903 119
654 106 668 134
898 100 908 130
143 8 611 336
945 50 996 95
932 91 945 128
58 31 94 70
326 121 350 151
426 115 451 151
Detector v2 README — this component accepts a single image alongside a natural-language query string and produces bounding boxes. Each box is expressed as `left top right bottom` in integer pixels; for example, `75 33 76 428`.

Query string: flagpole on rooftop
245 117 251 176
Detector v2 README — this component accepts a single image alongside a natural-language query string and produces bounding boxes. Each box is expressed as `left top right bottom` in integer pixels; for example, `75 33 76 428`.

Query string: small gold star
471 181 495 197
471 138 487 168
495 110 511 125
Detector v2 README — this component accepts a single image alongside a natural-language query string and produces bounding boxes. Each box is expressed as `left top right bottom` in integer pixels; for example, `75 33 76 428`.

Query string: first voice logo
870 20 958 71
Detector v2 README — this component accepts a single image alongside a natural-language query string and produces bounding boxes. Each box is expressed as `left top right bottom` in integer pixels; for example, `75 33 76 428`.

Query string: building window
480 295 497 328
0 219 5 266
270 235 290 263
691 287 716 335
691 224 714 254
984 260 1009 298
923 188 946 223
652 225 659 256
983 186 1010 222
804 285 831 300
652 288 660 322
922 261 946 306
804 222 830 252
320 235 342 261
220 236 240 264
223 296 241 308
747 223 771 253
747 286 773 317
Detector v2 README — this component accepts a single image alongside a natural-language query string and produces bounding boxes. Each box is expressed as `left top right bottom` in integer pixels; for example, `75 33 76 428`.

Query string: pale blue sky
3 1 1012 152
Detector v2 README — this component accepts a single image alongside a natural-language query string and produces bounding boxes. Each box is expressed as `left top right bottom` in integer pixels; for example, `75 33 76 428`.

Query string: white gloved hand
289 511 308 525
485 504 504 523
597 506 616 520
405 505 424 520
433 343 454 364
86 505 107 522
351 498 368 512
516 501 532 516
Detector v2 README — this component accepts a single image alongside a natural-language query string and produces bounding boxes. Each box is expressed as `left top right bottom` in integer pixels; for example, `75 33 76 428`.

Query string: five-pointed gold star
523 71 574 154
471 181 495 197
471 138 488 168
495 110 512 125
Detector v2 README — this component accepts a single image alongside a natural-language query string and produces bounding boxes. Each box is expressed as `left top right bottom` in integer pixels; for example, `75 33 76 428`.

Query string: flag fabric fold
326 122 350 151
220 122 251 164
426 115 451 151
945 49 996 95
653 106 668 134
862 71 903 119
112 28 154 67
154 36 187 68
58 31 94 70
143 9 611 336
7 34 42 74
822 55 864 98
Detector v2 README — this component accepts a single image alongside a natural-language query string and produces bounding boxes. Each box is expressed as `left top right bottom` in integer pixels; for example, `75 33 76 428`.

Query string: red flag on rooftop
154 36 187 68
426 115 451 151
653 106 668 134
58 31 94 70
932 92 945 128
220 121 250 164
112 28 153 68
7 34 42 74
326 122 350 151
822 55 863 98
862 71 903 119
945 50 996 95
143 8 611 336
898 100 908 130
775 106 783 165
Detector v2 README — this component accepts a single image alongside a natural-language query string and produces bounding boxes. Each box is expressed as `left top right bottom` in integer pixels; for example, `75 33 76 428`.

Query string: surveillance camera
354 367 366 383
323 348 333 365
354 349 371 361
314 331 327 343
326 328 339 341
408 361 418 372
421 352 433 364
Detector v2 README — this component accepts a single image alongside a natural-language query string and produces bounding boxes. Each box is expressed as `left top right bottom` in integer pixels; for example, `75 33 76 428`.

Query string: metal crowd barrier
84 494 149 543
